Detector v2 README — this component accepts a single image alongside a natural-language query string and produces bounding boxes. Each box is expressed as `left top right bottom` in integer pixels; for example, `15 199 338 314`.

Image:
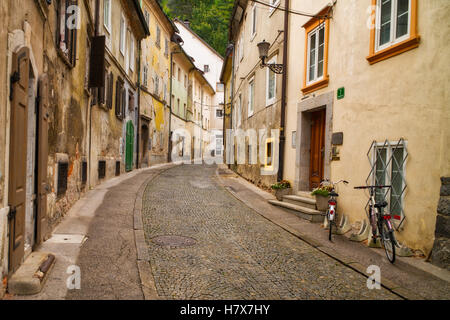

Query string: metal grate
365 138 408 230
115 161 121 176
98 161 106 180
81 161 87 185
57 162 68 197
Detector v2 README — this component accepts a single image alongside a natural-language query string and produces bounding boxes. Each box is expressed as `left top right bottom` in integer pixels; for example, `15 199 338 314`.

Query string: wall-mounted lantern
257 40 284 74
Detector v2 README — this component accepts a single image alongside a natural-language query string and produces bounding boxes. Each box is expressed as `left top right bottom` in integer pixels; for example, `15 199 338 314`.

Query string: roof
174 18 224 60
228 0 248 42
132 0 150 37
219 44 233 82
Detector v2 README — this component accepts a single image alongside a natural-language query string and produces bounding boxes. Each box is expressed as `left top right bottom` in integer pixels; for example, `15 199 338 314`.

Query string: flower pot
315 194 330 211
275 188 291 201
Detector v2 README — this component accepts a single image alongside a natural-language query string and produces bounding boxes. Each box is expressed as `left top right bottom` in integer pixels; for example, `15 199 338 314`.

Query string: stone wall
431 177 450 270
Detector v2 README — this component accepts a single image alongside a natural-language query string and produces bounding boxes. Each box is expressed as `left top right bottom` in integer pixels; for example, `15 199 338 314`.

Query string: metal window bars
365 138 408 231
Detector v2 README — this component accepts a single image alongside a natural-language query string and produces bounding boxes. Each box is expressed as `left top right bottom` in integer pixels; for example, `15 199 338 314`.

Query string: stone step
297 191 314 199
8 252 56 295
282 195 317 210
268 200 325 223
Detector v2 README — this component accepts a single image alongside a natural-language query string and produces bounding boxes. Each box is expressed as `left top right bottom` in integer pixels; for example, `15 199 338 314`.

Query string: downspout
89 0 100 188
229 47 235 169
278 0 289 182
136 40 141 169
168 51 174 163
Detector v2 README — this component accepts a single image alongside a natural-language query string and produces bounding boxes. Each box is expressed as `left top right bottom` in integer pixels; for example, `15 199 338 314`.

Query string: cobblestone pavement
142 164 400 300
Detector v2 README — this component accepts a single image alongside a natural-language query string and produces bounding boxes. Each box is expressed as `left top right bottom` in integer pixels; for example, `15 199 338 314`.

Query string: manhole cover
151 235 197 248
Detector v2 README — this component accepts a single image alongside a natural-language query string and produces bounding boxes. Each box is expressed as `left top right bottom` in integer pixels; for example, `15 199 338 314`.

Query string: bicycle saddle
329 191 339 197
374 201 388 208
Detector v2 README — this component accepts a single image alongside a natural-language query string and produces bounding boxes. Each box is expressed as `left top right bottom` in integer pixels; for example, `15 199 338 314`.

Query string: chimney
184 19 190 28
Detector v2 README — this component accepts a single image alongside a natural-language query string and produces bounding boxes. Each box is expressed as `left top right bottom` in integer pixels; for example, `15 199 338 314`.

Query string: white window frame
130 35 135 72
248 77 254 117
306 23 325 85
251 4 257 40
375 0 412 52
269 0 280 15
120 13 126 56
103 0 111 33
237 94 242 128
266 55 277 106
372 140 407 222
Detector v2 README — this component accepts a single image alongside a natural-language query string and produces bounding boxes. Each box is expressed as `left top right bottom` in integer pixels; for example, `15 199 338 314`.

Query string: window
236 94 242 127
251 4 257 38
248 77 255 117
373 142 407 220
367 0 419 64
103 0 111 33
184 103 187 118
55 0 78 66
216 135 223 157
178 68 181 82
302 12 330 94
98 161 106 180
156 25 161 48
165 39 169 57
115 161 121 176
266 55 276 106
265 139 273 169
269 0 280 14
57 162 68 197
307 24 325 85
106 71 114 109
184 75 187 88
239 33 244 61
143 64 148 87
130 35 135 72
177 98 180 115
115 77 125 119
204 65 210 73
216 83 224 92
216 109 223 118
154 75 159 96
128 90 134 112
120 14 126 55
81 161 88 185
144 9 150 29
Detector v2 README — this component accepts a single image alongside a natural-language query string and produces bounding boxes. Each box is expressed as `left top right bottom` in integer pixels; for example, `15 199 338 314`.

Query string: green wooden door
126 121 134 172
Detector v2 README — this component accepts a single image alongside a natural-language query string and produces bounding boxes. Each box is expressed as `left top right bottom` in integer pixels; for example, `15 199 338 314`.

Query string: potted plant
271 180 292 201
311 182 333 211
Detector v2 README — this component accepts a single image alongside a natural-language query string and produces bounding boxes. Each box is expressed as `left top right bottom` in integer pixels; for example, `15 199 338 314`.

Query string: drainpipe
229 46 235 168
89 0 100 188
136 40 142 169
278 0 290 182
168 51 174 163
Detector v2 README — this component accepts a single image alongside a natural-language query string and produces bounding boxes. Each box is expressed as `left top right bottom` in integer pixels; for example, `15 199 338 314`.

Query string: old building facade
0 0 149 292
139 0 176 167
226 0 450 256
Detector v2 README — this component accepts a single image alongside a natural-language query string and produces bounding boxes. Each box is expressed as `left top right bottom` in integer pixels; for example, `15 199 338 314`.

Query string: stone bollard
350 219 370 242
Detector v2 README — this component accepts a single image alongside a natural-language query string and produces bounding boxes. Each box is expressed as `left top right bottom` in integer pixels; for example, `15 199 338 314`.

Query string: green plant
311 182 333 197
271 180 291 190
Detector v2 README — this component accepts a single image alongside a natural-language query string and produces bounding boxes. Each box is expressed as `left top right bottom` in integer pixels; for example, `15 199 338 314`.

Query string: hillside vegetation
159 0 234 56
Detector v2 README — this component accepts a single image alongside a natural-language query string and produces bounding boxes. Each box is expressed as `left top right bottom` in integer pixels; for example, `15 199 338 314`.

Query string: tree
159 0 234 56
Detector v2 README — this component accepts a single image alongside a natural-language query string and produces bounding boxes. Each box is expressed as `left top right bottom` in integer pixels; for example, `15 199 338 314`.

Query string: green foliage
311 183 333 197
159 0 234 56
271 180 292 190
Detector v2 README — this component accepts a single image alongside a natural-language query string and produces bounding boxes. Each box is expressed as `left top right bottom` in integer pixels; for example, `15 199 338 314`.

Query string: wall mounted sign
337 87 345 100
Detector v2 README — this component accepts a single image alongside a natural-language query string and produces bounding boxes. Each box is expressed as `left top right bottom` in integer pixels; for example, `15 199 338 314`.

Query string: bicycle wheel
381 222 396 263
328 218 333 241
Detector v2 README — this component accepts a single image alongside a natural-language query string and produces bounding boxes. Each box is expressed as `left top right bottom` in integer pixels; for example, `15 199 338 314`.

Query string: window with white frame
251 4 257 38
120 14 126 55
376 0 411 51
373 141 407 220
266 55 277 106
248 77 254 117
307 23 325 85
130 35 135 72
269 0 280 13
103 0 111 33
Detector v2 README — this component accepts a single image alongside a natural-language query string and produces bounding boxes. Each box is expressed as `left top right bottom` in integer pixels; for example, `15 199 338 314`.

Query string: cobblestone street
142 164 400 300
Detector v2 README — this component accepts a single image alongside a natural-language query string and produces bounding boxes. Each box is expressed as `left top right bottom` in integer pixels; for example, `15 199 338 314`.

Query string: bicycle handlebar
354 185 391 190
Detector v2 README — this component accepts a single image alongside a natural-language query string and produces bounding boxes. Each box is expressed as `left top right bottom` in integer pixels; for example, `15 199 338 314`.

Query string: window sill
250 32 257 42
367 35 420 65
57 48 75 69
301 77 329 95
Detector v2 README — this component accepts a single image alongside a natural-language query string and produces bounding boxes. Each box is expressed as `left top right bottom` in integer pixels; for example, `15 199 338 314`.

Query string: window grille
98 160 106 180
81 161 87 185
365 138 408 230
57 162 68 197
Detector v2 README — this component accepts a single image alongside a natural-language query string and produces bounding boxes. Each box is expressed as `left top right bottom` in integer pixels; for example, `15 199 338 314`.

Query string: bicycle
321 179 349 241
354 185 398 263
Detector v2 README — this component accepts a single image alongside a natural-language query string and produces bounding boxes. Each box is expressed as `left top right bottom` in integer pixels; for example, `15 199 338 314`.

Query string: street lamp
257 40 284 74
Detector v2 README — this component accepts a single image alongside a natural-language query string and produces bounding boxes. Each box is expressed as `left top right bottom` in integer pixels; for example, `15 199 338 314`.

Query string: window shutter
108 72 114 109
88 35 106 88
115 79 120 117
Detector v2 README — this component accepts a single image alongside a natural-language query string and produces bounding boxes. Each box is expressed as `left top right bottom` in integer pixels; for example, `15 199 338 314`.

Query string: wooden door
309 109 326 190
125 121 134 172
8 47 30 273
35 74 49 247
